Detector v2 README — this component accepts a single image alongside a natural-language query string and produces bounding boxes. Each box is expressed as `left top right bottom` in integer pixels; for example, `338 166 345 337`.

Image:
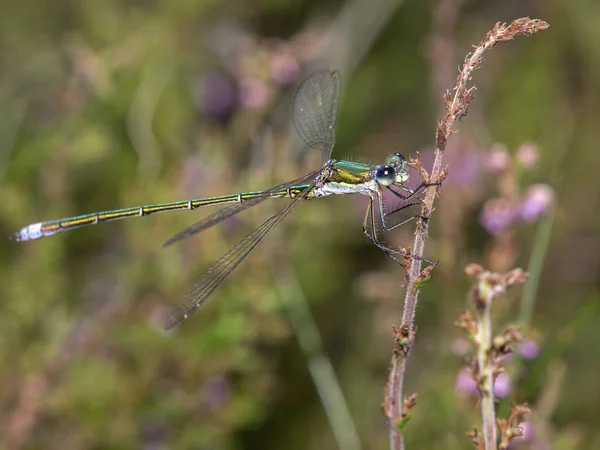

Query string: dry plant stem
387 17 549 450
477 285 497 449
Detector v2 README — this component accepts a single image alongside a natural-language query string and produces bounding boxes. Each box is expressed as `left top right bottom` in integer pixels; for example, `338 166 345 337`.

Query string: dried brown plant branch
498 403 531 449
386 17 549 450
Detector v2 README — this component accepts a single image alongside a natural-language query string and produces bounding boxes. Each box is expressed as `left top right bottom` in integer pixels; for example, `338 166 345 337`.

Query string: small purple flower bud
493 373 512 398
510 421 534 446
271 51 300 85
518 184 554 222
239 78 272 110
484 144 510 174
516 143 539 168
200 375 231 411
456 370 512 398
519 339 540 359
480 198 516 235
456 368 478 395
192 73 238 123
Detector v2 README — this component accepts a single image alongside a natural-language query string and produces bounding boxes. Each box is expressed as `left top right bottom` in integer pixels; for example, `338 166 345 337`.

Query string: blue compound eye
376 165 396 186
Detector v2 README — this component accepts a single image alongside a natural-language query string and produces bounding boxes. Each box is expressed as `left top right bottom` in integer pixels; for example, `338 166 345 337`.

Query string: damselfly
12 70 433 330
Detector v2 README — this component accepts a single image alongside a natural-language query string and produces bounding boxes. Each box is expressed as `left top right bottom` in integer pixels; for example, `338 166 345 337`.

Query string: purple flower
192 73 238 123
516 143 539 168
509 421 534 447
456 369 512 398
519 339 540 359
518 184 554 222
271 50 300 85
493 372 512 398
484 144 510 174
480 198 516 235
455 368 478 395
200 375 231 411
239 78 272 110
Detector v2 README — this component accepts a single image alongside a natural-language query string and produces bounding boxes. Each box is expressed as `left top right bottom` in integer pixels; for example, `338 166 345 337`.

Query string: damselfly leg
363 181 439 266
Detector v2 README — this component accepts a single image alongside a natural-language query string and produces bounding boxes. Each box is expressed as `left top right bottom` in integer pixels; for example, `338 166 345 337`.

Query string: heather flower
239 78 272 109
456 369 512 398
480 198 516 235
516 143 539 168
192 73 238 123
518 339 540 359
200 375 231 411
271 50 300 85
509 421 534 447
493 372 512 398
484 144 510 174
456 368 478 395
518 184 554 222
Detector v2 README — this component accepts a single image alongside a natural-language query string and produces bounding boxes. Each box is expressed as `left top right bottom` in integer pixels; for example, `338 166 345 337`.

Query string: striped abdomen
11 185 312 241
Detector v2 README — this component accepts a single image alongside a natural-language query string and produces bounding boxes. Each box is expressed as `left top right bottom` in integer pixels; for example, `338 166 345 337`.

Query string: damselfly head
387 152 406 170
386 152 409 185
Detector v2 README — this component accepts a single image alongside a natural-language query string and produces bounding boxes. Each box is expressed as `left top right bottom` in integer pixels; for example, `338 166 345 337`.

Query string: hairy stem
477 284 497 449
387 17 549 450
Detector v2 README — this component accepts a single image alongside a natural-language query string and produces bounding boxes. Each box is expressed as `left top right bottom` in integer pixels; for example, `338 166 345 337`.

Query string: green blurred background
0 0 598 448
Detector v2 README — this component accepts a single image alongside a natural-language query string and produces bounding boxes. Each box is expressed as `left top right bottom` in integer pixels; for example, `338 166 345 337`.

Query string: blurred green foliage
1 0 600 449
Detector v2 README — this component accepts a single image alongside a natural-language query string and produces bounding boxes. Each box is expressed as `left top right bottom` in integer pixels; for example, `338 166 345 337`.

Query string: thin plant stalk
387 18 549 450
477 283 497 448
518 208 555 327
274 267 363 450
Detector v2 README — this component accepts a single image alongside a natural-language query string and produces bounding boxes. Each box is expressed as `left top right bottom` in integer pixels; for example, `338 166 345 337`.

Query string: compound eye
386 152 406 170
376 165 396 186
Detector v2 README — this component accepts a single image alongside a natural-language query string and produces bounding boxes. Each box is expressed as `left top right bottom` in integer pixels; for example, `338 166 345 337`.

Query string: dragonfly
12 70 433 330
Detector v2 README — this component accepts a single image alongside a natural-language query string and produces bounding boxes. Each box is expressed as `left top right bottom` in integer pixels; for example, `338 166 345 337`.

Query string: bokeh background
0 0 598 449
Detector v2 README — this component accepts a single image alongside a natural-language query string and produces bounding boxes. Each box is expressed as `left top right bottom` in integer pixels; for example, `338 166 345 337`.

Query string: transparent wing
163 170 319 247
292 69 340 161
164 190 308 330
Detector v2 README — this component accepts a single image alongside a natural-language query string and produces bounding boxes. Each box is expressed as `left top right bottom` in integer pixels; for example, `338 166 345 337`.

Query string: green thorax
328 160 373 185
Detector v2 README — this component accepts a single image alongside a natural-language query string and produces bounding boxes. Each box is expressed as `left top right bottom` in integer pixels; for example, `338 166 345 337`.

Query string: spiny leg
375 189 423 233
362 198 405 266
377 182 440 231
374 192 437 265
388 181 441 201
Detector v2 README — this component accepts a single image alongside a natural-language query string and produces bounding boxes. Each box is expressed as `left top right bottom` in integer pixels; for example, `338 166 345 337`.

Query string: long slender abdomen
11 186 310 242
